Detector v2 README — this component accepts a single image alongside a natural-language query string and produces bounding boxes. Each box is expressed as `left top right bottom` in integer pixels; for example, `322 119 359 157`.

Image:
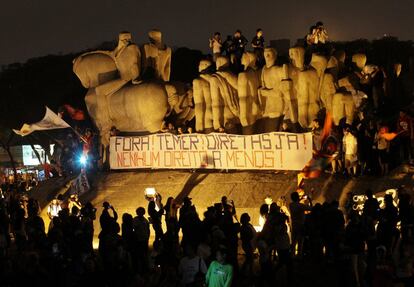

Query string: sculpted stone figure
328 54 368 125
142 29 172 81
193 60 214 132
319 56 338 114
73 31 141 96
210 56 240 132
288 47 306 127
113 31 141 82
352 53 367 76
238 52 261 134
259 48 293 131
165 82 195 126
296 54 327 128
73 32 192 151
331 77 356 125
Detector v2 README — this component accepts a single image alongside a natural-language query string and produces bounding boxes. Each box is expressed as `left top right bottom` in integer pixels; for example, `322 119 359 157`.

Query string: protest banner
109 132 313 171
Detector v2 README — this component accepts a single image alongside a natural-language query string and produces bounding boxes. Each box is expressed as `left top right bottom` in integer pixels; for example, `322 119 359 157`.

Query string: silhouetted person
377 194 398 254
148 199 164 244
289 191 312 257
133 207 150 274
345 212 365 287
362 189 380 263
251 28 265 67
240 213 256 277
100 201 118 233
323 201 345 260
398 193 414 240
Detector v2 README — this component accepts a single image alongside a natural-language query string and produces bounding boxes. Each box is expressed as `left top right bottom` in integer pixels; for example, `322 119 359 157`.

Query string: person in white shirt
209 32 222 62
178 244 207 286
47 198 61 219
343 127 358 176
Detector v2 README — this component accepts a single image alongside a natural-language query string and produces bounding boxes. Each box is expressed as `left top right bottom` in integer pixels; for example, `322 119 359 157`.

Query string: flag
71 170 90 195
298 112 334 185
380 132 398 141
13 106 70 136
63 104 85 121
378 126 398 141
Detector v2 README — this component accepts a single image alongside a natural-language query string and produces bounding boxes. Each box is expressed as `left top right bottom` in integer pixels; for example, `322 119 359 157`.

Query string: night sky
1 0 414 65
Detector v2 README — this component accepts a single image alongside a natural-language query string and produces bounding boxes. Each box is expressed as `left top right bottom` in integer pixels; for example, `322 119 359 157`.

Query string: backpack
192 257 206 287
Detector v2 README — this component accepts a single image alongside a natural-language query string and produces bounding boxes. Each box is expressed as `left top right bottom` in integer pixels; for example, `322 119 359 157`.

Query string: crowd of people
308 109 413 177
1 22 414 287
0 183 414 287
208 29 263 72
204 23 414 176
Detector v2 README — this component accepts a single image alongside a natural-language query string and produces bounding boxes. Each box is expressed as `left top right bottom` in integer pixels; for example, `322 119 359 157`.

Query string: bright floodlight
79 155 87 166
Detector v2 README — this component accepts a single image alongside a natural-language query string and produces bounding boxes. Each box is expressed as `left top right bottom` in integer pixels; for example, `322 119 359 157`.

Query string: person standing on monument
231 30 248 72
251 28 265 67
343 127 358 176
209 32 222 62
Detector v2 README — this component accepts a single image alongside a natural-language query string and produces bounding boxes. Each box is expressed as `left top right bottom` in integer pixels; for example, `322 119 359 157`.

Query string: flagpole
69 126 87 144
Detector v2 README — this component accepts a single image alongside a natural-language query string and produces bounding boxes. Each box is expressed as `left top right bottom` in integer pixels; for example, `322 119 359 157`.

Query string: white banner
109 132 312 171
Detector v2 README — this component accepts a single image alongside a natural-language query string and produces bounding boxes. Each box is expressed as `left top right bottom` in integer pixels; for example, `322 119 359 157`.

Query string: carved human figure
142 29 172 81
352 53 367 75
73 31 141 92
296 54 327 128
320 56 339 114
210 56 240 132
259 48 292 132
73 31 141 107
287 47 306 128
165 82 194 126
113 31 141 81
331 77 356 125
193 60 215 132
95 31 142 97
238 52 261 134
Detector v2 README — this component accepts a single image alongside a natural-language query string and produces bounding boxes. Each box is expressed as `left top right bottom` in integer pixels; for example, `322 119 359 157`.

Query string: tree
0 126 17 177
